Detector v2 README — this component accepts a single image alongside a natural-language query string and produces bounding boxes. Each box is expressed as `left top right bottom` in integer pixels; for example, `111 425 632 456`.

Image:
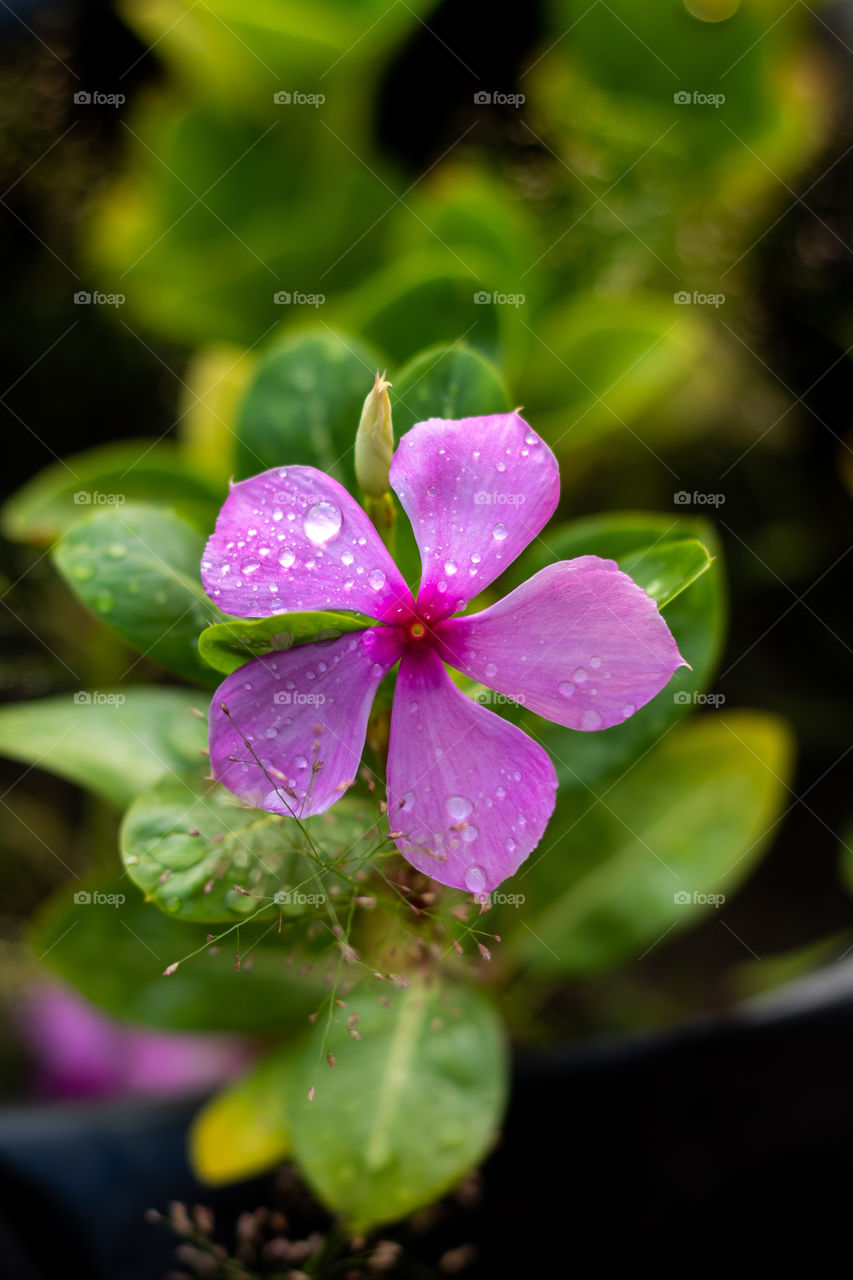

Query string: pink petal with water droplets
201 466 413 622
387 646 557 894
210 627 404 817
389 413 559 622
436 558 686 732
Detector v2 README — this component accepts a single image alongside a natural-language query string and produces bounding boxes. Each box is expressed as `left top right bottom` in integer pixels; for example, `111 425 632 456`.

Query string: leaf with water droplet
198 610 369 676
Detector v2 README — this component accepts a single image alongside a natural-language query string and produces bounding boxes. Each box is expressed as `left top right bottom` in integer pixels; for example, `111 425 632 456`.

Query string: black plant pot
2 966 852 1279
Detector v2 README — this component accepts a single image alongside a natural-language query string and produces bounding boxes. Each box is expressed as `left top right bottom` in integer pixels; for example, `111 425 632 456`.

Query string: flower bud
355 372 393 497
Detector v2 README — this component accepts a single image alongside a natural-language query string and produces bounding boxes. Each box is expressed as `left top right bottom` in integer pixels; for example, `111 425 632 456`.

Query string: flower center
407 619 428 641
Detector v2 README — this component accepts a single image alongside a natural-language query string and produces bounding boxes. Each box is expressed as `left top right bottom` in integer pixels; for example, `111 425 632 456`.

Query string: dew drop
409 701 419 714
496 785 506 799
558 681 575 698
265 727 277 738
368 568 386 591
470 552 482 564
484 661 497 679
461 825 479 843
278 550 295 569
446 795 473 822
294 755 308 770
581 708 603 731
341 550 354 566
303 501 342 544
241 560 261 575
273 508 284 522
492 522 509 541
572 667 587 683
505 837 517 854
444 559 458 576
524 430 537 445
401 792 415 812
622 703 635 719
463 865 487 894
589 656 602 669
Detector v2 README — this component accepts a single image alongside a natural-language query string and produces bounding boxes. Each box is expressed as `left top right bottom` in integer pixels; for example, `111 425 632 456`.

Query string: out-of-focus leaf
509 711 793 976
289 977 508 1230
0 689 206 808
391 343 510 439
52 505 223 687
30 878 326 1032
190 1044 297 1185
234 330 382 489
1 440 220 547
620 538 712 608
178 344 256 486
199 611 368 676
121 770 372 923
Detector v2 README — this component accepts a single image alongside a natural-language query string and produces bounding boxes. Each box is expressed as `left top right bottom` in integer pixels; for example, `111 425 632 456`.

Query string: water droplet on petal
368 568 386 591
559 681 575 698
461 825 478 843
492 522 509 541
341 550 354 566
273 508 284 522
470 552 482 564
505 837 517 854
496 785 506 799
589 656 602 669
265 727 277 738
524 430 537 445
464 865 487 894
444 559 458 576
573 668 587 684
581 708 603 730
401 792 415 811
278 550 295 569
241 560 260 575
622 703 635 719
446 795 473 822
304 502 342 544
484 662 497 679
294 755 308 770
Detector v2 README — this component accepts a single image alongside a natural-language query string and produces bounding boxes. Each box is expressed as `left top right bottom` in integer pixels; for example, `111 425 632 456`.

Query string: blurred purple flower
18 983 252 1100
202 413 684 894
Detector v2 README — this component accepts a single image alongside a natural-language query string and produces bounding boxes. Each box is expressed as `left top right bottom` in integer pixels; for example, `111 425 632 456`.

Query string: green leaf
52 504 223 687
30 877 326 1033
0 688 206 808
619 538 712 609
234 330 383 489
391 343 510 438
199 611 368 677
189 1044 296 1185
1 439 220 547
520 512 724 791
290 979 508 1230
121 770 373 923
510 711 794 977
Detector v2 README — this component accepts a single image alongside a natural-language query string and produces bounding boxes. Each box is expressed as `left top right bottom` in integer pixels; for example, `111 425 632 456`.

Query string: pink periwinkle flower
202 414 685 895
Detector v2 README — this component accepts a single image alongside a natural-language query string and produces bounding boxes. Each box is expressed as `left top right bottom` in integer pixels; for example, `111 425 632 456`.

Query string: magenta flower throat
201 413 685 894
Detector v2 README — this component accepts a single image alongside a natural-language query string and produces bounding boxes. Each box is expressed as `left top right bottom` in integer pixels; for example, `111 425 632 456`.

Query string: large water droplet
444 559 458 576
446 795 473 822
464 865 487 894
581 708 603 730
303 501 342 544
492 522 509 541
368 568 386 591
278 550 295 569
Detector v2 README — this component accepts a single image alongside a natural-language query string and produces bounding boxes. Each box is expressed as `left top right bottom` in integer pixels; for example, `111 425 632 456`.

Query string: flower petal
389 413 559 621
210 628 404 817
436 557 686 732
201 466 413 622
386 647 558 893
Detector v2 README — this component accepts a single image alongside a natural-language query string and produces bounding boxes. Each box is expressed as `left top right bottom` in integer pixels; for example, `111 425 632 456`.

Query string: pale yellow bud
355 371 394 497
